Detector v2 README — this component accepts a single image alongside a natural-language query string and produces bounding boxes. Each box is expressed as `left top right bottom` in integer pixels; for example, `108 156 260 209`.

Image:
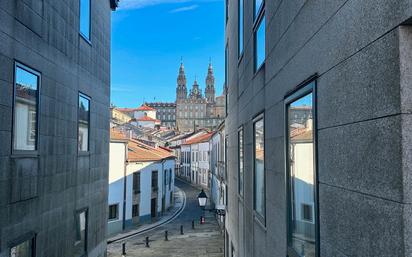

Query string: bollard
192 220 195 229
165 230 168 241
145 236 150 248
180 225 184 235
122 242 126 256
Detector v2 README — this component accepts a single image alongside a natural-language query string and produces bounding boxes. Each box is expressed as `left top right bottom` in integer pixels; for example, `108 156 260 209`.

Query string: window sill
80 33 92 45
253 62 265 78
11 151 39 158
253 211 266 231
78 152 90 157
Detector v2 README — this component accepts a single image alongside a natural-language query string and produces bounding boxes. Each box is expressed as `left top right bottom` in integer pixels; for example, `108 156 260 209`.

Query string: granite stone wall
225 0 412 256
0 0 112 256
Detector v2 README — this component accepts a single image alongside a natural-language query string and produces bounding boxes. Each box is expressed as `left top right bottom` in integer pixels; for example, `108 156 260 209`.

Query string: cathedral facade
175 62 225 132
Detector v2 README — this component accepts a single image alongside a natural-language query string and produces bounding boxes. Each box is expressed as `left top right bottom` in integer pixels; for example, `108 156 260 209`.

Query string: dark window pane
152 171 158 190
255 16 266 70
78 94 90 152
254 118 265 218
238 129 244 196
13 66 39 151
10 238 34 257
287 92 315 257
133 173 140 193
74 210 87 256
132 204 139 217
80 0 90 40
108 204 118 220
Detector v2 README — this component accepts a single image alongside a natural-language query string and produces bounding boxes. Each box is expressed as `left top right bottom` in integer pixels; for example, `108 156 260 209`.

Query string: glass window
13 64 40 151
238 0 244 57
254 116 265 219
133 172 140 193
255 16 266 71
254 0 263 19
152 171 158 190
78 94 90 152
74 210 87 256
132 204 139 217
238 128 244 197
80 0 91 40
108 204 118 220
225 0 229 23
287 90 316 257
10 237 35 257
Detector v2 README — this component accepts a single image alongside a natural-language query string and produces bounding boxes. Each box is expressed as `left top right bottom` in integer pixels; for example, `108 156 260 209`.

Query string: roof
136 116 160 122
183 132 214 145
290 128 313 142
116 107 138 113
137 104 156 111
128 140 174 162
110 129 175 162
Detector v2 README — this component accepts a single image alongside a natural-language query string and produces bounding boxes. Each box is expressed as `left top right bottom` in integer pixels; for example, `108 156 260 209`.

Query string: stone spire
205 61 215 103
176 61 187 101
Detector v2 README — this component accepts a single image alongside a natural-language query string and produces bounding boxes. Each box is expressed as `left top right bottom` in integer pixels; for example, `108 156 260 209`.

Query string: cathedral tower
176 62 187 102
189 77 202 99
205 62 215 103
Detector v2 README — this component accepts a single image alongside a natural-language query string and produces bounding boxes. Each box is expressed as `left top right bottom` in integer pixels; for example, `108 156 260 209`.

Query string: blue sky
111 0 225 107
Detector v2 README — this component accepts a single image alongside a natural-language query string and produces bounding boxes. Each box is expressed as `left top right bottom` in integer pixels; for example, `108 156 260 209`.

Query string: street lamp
198 189 208 209
197 189 226 218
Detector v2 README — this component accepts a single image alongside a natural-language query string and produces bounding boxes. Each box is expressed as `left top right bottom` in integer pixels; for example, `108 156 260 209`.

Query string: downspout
122 142 127 231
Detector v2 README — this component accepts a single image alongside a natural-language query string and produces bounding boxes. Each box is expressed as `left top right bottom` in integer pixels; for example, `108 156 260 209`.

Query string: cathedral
175 62 225 132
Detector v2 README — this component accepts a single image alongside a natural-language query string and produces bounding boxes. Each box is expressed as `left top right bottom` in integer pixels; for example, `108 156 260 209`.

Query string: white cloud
119 0 189 10
169 4 198 13
119 0 221 10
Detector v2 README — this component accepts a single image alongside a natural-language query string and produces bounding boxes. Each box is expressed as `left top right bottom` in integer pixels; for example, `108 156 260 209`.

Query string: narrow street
107 179 224 257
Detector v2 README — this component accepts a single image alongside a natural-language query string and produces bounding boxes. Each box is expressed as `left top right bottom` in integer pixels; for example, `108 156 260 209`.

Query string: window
133 172 140 194
108 204 119 220
79 0 91 40
13 63 40 151
286 82 317 257
10 236 35 257
253 115 265 220
78 94 90 152
301 203 313 222
254 16 266 71
225 0 229 23
152 171 158 191
169 169 172 190
74 209 88 257
254 0 263 20
132 204 139 217
238 0 244 58
238 128 244 197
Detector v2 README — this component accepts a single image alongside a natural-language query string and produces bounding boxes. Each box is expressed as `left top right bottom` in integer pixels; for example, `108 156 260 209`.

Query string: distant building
175 62 225 132
108 130 175 235
209 121 226 229
182 132 214 187
146 102 177 128
111 107 132 124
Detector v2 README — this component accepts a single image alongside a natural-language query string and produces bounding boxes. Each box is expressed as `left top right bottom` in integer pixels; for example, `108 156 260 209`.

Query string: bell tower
176 61 187 102
205 61 215 103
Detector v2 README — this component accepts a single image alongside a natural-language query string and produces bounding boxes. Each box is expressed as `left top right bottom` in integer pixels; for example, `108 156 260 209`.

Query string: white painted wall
108 142 127 228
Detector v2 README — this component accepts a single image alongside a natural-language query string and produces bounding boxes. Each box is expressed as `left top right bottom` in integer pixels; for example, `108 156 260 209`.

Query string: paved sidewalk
107 180 224 257
108 187 186 244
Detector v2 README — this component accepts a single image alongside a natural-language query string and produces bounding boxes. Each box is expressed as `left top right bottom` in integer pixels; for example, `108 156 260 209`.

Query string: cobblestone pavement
107 179 224 257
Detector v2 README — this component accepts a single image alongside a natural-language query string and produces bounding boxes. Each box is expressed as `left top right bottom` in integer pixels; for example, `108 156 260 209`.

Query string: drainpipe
122 142 128 231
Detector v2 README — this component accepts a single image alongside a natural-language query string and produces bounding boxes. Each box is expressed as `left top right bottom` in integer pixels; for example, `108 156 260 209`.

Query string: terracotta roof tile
137 104 156 111
183 132 213 145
